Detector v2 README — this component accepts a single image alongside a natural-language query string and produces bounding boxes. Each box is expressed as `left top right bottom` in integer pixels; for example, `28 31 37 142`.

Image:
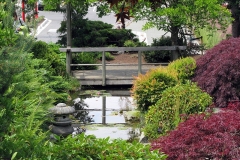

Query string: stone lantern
49 103 75 137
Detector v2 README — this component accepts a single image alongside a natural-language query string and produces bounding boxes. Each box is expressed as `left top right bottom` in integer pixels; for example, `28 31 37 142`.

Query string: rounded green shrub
30 40 49 59
131 67 178 112
168 57 196 82
57 19 138 47
144 82 212 139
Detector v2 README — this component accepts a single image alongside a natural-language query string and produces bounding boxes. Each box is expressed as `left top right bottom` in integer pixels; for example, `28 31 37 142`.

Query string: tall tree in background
98 0 232 59
44 0 232 59
101 0 231 42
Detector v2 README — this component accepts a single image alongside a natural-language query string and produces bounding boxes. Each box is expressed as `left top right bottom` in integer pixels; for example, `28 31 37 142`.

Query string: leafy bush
30 41 79 102
96 51 115 61
57 18 138 47
72 52 98 70
143 36 172 63
0 99 51 159
44 134 167 159
30 40 49 58
124 40 137 47
168 57 196 82
30 41 66 76
131 67 178 112
192 37 240 108
144 82 212 139
151 111 240 160
0 51 56 159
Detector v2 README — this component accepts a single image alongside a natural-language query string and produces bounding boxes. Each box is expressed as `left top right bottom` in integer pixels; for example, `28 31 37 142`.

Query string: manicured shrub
57 19 138 47
131 67 178 112
44 134 167 159
30 40 49 59
168 57 196 82
151 111 240 160
144 82 212 139
192 37 240 108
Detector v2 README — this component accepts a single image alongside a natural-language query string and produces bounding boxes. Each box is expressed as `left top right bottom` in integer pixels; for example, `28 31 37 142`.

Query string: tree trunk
231 1 240 37
171 26 179 60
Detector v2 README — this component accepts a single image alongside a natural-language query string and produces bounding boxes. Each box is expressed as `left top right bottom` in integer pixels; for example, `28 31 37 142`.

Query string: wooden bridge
59 46 186 86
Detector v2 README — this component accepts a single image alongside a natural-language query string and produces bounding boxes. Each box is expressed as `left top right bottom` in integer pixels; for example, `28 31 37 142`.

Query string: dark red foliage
151 111 240 160
192 37 240 108
224 100 240 112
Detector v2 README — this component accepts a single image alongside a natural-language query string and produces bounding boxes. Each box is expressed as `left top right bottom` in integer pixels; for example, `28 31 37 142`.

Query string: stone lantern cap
50 103 75 115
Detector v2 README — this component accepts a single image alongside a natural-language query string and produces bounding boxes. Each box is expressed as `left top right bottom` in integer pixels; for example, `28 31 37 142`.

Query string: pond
69 86 142 141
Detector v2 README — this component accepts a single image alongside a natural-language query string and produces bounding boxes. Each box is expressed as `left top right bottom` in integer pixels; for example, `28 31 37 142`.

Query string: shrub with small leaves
192 37 240 108
124 40 137 47
131 67 178 112
151 111 240 160
72 52 98 70
168 57 196 82
144 82 212 139
44 134 167 159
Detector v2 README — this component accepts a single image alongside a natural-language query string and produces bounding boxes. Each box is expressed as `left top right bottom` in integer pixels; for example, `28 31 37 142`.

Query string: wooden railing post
66 3 72 75
102 51 106 86
66 48 71 74
102 96 106 124
138 50 142 74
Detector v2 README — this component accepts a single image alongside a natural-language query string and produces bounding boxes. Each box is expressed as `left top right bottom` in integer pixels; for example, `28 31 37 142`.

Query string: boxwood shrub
144 82 212 139
131 67 178 112
168 57 196 83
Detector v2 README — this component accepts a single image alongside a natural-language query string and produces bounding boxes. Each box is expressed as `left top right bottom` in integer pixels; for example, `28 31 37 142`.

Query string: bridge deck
72 65 161 86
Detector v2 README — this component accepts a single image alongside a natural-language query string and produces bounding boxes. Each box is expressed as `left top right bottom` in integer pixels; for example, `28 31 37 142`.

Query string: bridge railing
59 46 186 86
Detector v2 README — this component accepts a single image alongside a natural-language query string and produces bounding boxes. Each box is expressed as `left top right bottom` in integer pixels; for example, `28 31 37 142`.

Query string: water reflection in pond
70 88 142 141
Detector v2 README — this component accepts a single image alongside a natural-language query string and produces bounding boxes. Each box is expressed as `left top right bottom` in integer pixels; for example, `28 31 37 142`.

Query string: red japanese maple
151 111 240 159
192 37 240 108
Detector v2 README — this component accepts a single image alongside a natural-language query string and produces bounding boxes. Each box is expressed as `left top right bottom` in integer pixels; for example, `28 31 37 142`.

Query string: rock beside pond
123 111 140 122
139 132 148 143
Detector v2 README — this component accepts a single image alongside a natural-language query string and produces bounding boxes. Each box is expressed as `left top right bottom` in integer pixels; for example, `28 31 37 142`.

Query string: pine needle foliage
57 18 137 47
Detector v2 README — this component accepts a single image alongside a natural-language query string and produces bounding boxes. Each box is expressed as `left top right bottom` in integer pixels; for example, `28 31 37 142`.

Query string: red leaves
192 37 240 108
102 0 137 29
151 111 240 159
115 7 131 27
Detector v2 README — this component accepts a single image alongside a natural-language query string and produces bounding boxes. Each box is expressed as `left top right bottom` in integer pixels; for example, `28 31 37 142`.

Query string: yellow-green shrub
168 57 196 82
144 82 212 140
131 67 178 112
